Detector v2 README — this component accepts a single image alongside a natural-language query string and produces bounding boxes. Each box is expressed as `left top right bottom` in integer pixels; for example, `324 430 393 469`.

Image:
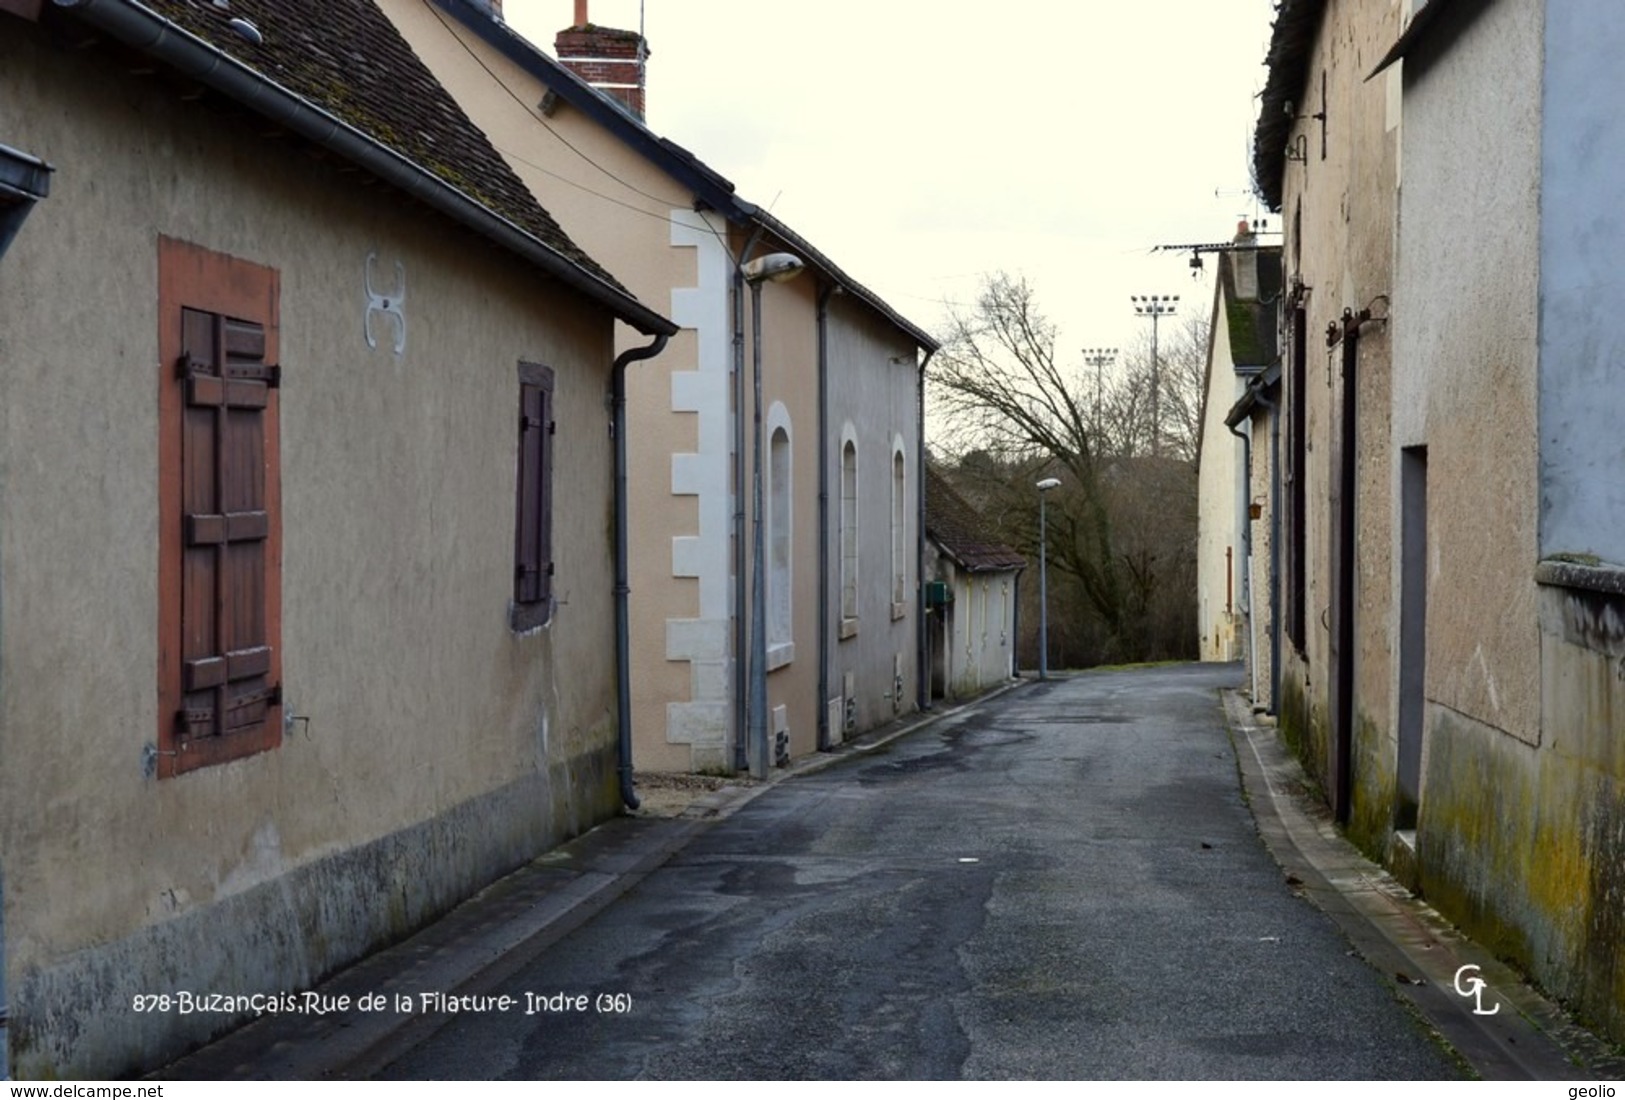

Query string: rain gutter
0 143 51 263
815 281 839 750
612 334 670 809
731 224 765 772
915 349 935 710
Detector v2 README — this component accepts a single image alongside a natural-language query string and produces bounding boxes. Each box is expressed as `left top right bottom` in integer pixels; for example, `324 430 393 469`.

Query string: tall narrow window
840 432 859 635
891 446 907 614
158 237 282 777
512 361 555 631
769 426 792 652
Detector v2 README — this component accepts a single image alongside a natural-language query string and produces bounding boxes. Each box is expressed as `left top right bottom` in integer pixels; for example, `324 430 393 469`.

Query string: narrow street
366 665 1459 1080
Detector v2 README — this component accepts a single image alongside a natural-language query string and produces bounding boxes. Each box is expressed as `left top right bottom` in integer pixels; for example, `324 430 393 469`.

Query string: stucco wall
1399 0 1625 1044
1196 305 1245 665
1274 0 1401 841
1 29 619 1077
748 254 822 763
1538 2 1625 567
826 296 920 735
1394 0 1541 750
378 2 729 773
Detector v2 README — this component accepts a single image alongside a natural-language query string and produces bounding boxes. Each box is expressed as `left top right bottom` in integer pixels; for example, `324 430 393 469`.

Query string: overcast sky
503 0 1279 365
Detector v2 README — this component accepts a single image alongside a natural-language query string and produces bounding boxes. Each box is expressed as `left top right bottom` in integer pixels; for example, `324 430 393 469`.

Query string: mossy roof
925 466 1027 574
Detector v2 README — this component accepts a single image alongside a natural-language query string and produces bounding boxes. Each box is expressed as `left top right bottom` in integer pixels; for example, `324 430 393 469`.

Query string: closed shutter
175 307 279 747
513 362 554 626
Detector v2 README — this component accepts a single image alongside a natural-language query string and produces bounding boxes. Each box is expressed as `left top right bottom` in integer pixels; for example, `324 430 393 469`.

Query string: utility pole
1130 295 1178 458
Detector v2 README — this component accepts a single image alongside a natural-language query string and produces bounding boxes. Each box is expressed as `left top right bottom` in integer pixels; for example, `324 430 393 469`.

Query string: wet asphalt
374 664 1461 1080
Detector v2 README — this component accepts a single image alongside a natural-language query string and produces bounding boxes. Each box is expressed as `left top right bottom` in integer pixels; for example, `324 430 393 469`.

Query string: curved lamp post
1036 476 1061 680
742 252 805 777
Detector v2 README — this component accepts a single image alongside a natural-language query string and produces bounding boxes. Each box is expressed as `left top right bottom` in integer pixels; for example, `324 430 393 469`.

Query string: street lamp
1036 476 1061 680
743 252 805 778
1130 295 1179 457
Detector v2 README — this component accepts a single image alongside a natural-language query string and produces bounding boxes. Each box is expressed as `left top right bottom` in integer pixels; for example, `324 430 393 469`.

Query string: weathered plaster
1 25 622 1076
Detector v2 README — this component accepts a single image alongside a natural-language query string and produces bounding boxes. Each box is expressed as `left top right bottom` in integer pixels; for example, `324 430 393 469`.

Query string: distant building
923 467 1026 700
1196 222 1282 683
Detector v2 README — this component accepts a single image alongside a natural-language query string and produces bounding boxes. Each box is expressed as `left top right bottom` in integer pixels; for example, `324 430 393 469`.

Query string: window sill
891 601 908 621
1535 558 1625 597
838 616 859 641
767 641 795 671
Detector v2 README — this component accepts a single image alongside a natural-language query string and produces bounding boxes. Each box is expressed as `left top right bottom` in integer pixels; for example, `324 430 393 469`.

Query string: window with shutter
157 238 281 777
512 361 555 631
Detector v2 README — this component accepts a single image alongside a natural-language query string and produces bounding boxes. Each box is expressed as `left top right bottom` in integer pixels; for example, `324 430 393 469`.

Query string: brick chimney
1231 218 1260 301
555 1 649 120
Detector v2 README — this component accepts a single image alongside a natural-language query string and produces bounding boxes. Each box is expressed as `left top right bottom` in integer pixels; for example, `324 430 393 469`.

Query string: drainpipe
915 350 935 709
815 282 839 751
1226 418 1256 703
1253 388 1282 716
731 226 764 772
613 333 670 809
0 143 52 263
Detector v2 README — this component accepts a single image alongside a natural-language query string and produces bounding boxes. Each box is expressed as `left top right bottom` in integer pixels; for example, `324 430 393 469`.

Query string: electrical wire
416 0 742 263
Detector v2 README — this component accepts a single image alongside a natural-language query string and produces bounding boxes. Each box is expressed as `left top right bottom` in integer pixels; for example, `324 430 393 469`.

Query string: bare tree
929 273 1201 662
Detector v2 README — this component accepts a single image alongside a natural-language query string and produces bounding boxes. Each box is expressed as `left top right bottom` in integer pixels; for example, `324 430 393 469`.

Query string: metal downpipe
1253 389 1282 716
815 282 837 751
1227 419 1256 703
915 350 935 709
613 334 669 809
730 227 764 772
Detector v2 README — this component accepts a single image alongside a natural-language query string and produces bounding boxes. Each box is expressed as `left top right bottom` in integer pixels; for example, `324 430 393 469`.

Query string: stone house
0 0 672 1076
380 0 939 776
1251 0 1625 1041
923 467 1026 701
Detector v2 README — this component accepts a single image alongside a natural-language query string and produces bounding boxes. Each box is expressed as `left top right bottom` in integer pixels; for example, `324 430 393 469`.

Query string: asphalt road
376 664 1462 1080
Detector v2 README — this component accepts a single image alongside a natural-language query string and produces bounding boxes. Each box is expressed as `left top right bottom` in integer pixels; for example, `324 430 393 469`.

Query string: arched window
766 403 794 666
891 443 907 613
839 427 859 635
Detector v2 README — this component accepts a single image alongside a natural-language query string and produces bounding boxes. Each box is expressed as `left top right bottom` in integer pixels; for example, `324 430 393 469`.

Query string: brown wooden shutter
513 363 554 622
175 307 279 744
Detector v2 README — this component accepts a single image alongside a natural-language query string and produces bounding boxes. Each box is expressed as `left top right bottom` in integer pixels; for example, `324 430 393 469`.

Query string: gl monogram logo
1452 965 1500 1015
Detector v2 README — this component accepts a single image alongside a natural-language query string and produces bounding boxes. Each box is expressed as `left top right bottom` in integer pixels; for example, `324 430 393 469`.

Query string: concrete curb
1222 690 1625 1081
156 679 1031 1080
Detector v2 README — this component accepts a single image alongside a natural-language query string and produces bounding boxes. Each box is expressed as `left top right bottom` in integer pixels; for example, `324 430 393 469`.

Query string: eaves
432 0 938 354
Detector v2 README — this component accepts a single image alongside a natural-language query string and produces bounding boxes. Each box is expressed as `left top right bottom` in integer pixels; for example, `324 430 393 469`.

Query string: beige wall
381 3 744 773
1196 300 1245 664
384 5 926 771
1274 0 1401 845
747 249 822 761
1 28 620 1076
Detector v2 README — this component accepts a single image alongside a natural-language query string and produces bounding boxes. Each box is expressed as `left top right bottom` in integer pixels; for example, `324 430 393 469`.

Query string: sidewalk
154 686 1019 1080
1224 691 1625 1081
